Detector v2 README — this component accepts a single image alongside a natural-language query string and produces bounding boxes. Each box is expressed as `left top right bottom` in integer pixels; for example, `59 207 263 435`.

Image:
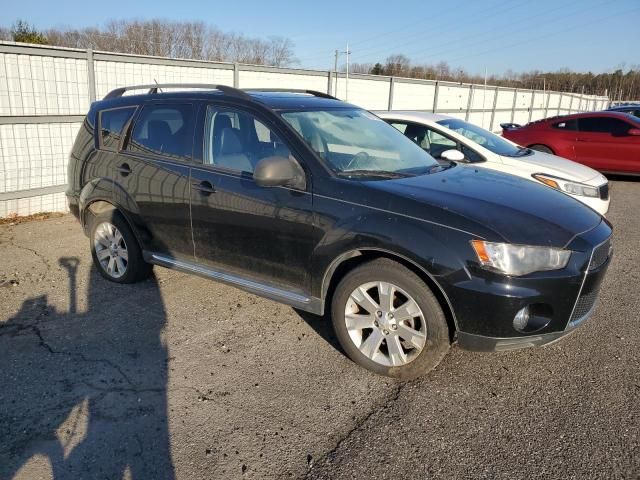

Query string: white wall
94 60 234 99
0 41 610 217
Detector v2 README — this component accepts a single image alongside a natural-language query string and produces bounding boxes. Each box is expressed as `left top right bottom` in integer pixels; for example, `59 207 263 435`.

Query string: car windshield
281 108 441 178
437 118 530 157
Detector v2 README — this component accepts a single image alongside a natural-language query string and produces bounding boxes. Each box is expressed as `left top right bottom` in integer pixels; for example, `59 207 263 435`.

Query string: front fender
312 208 473 301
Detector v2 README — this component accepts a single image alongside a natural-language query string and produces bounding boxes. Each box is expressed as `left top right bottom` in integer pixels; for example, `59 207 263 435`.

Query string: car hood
370 165 602 247
500 150 605 184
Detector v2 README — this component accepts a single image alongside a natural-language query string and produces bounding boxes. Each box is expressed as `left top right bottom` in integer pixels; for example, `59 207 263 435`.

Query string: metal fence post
327 70 333 96
544 89 551 118
528 90 536 122
511 88 518 122
489 87 499 132
233 63 239 88
557 92 563 115
568 94 574 114
465 84 474 121
388 77 395 110
432 81 439 113
87 48 96 103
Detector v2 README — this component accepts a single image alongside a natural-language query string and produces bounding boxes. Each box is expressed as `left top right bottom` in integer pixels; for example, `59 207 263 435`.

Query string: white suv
376 111 610 216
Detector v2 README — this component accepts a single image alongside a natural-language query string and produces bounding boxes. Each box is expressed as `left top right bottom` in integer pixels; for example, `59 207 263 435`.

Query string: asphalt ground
0 179 638 479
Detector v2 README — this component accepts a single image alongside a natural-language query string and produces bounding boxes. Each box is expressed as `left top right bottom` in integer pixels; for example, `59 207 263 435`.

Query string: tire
529 144 554 154
330 258 450 380
89 210 152 284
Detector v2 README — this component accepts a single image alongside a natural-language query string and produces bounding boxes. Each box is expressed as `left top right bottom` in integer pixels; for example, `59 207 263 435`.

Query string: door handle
192 180 216 195
116 163 132 176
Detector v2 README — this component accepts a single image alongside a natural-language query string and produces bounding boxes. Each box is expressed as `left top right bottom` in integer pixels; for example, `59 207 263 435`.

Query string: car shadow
604 173 640 183
0 257 175 479
292 309 343 355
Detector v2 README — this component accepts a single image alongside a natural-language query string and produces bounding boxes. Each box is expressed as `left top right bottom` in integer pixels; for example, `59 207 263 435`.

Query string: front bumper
457 328 577 352
449 221 612 352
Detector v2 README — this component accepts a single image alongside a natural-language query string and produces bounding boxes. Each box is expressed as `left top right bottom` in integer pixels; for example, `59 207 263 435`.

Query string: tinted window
552 119 578 130
578 117 631 135
205 107 292 173
99 107 136 151
128 104 194 159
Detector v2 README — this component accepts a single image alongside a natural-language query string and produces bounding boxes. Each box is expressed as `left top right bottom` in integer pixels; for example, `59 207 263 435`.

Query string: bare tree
14 19 297 67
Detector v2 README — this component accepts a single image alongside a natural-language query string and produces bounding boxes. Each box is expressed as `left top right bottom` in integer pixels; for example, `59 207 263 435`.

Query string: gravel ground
0 179 638 480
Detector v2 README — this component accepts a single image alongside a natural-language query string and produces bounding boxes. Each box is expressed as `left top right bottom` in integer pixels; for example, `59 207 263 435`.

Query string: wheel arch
527 143 555 154
79 178 147 245
321 248 458 340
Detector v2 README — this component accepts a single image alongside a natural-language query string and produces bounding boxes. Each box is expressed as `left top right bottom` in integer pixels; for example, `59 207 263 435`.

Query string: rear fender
79 178 148 245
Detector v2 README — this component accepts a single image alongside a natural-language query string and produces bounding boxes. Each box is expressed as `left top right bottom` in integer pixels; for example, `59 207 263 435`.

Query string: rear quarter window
552 119 578 130
98 107 137 151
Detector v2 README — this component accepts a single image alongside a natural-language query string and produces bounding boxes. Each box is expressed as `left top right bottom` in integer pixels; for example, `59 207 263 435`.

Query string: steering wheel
345 151 370 171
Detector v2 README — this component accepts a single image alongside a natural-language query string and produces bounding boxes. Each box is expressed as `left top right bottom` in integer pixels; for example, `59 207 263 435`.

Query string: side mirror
627 128 640 136
253 156 306 190
440 149 465 162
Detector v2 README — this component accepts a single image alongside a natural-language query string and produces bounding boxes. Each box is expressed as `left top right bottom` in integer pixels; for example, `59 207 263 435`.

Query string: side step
145 253 322 314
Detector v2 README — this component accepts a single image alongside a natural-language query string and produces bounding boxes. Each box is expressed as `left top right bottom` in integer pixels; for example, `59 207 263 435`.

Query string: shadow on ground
0 258 175 479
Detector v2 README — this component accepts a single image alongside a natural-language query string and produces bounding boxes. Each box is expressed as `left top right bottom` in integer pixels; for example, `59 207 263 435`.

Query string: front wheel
331 258 450 380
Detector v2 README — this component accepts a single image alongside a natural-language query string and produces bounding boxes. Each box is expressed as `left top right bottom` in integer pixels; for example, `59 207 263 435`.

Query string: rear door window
127 103 195 160
578 117 632 135
98 107 136 151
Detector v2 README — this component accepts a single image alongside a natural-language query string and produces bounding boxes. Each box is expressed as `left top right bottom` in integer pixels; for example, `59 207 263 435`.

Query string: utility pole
481 67 487 129
333 50 339 97
343 44 351 101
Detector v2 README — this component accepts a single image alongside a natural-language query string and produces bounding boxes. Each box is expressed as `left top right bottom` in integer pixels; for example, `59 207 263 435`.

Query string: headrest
219 128 244 155
404 124 424 140
214 115 232 134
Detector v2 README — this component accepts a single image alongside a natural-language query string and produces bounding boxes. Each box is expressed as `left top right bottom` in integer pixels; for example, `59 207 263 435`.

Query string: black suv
67 84 612 379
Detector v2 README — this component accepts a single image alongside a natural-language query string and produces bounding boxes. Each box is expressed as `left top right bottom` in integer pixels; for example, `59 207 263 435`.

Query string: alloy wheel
94 222 129 279
344 281 427 367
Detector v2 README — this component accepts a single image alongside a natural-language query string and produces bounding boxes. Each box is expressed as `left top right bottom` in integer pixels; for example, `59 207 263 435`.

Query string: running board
146 253 322 314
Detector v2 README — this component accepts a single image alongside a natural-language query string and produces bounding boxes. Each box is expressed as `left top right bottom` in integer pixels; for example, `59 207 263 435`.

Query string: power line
348 0 603 66
346 0 526 63
445 4 640 66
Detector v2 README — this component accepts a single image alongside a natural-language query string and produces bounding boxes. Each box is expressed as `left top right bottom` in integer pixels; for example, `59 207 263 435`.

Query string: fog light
513 306 530 332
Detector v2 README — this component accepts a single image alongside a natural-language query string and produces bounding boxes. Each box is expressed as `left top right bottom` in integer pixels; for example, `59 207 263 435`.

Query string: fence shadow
0 257 175 479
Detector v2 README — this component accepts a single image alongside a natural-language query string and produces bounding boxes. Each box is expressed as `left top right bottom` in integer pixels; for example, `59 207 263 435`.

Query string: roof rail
243 88 339 100
103 83 249 100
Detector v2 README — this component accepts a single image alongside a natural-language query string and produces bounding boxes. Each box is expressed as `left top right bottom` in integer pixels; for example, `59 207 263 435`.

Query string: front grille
590 238 612 271
599 183 609 200
569 287 600 324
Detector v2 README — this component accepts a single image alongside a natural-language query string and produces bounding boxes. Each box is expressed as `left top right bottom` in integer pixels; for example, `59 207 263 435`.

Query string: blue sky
3 0 639 75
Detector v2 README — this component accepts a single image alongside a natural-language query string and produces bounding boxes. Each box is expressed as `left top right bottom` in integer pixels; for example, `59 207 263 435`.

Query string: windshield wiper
337 169 411 178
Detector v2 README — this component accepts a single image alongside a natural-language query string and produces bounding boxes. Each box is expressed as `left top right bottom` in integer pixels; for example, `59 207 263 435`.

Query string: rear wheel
331 258 450 380
529 144 554 154
89 210 152 284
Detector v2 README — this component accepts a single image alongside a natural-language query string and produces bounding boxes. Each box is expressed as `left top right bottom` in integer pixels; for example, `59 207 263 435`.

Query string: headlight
471 240 571 276
532 173 600 198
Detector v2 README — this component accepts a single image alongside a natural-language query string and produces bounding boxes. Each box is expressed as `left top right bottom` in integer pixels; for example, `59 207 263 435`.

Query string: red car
501 111 640 174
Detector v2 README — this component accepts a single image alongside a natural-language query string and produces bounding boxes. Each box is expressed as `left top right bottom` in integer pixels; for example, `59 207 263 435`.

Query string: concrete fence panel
392 80 435 110
0 41 610 217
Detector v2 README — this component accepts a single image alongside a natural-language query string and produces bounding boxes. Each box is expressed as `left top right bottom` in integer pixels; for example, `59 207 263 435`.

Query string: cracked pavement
1 178 638 479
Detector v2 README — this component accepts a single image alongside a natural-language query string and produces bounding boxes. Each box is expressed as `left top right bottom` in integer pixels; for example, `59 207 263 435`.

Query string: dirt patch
0 212 67 226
